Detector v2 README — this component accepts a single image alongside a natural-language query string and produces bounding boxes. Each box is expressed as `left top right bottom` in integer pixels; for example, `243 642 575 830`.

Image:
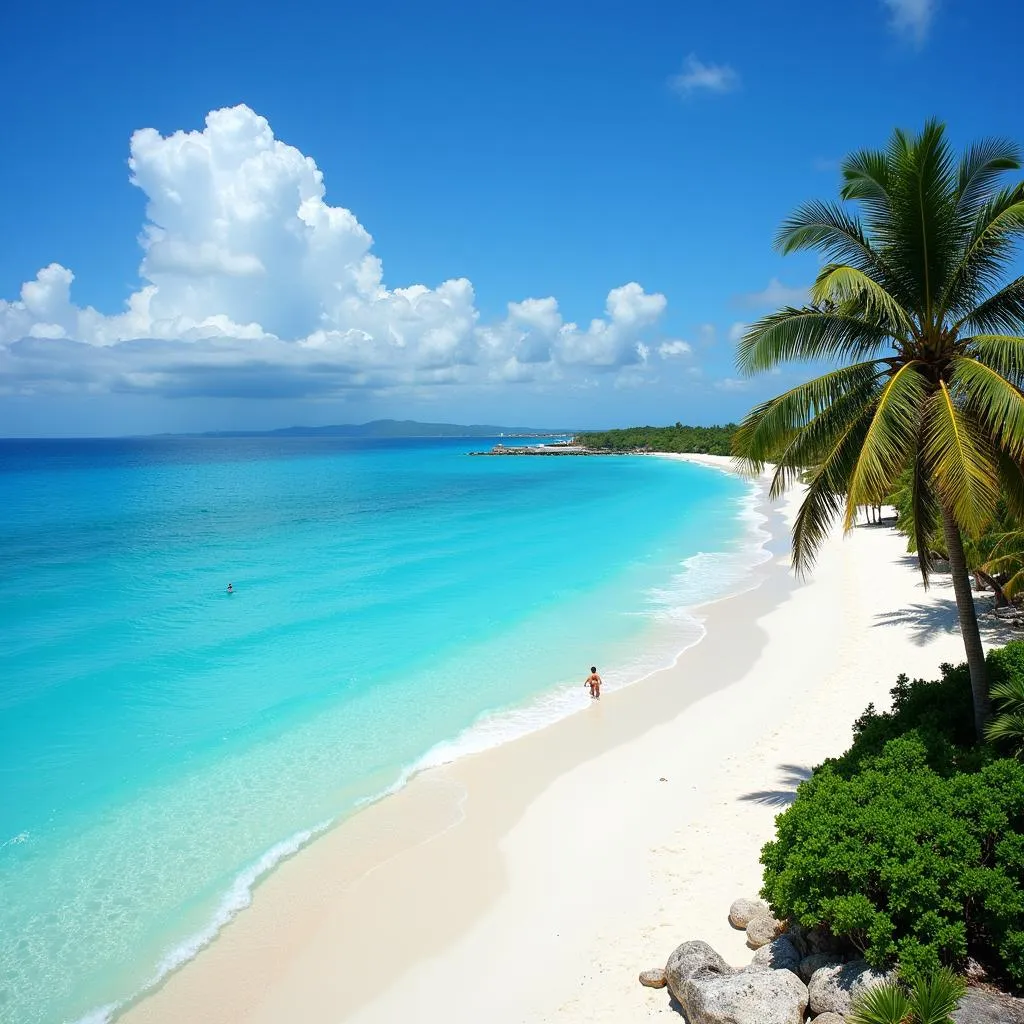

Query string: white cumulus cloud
0 106 675 400
657 340 692 358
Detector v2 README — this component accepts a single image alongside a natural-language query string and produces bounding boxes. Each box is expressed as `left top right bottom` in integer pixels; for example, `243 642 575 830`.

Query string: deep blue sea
0 436 762 1024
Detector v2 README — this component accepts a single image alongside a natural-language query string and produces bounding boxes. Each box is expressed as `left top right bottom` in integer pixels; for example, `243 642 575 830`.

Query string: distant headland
158 419 571 439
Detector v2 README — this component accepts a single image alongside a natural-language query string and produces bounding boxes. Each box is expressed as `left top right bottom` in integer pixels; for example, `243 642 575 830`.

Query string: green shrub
834 661 979 778
760 736 1024 986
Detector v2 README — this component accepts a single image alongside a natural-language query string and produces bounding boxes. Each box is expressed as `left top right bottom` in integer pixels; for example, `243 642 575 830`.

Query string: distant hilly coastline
170 419 570 439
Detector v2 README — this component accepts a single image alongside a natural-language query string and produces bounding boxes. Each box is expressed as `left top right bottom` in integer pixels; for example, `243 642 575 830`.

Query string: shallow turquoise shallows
0 436 758 1024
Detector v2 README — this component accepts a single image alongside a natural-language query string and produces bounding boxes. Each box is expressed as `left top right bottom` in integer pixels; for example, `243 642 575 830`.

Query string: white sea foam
412 478 771 773
71 823 328 1024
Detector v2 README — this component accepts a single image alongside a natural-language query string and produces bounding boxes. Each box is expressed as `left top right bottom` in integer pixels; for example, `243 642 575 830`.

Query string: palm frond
812 264 916 336
956 138 1022 223
732 361 882 474
997 452 1024 521
951 355 1024 459
736 308 893 375
848 978 912 1024
845 361 928 526
984 711 1024 751
840 146 895 230
764 371 883 499
923 381 1000 536
791 410 874 572
959 277 1024 336
943 188 1024 318
908 968 967 1024
882 120 959 326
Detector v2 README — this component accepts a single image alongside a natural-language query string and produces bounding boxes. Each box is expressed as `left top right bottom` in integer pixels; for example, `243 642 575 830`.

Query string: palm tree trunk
940 503 990 737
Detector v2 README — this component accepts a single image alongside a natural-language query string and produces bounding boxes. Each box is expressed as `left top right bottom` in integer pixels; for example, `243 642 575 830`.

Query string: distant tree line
575 423 737 455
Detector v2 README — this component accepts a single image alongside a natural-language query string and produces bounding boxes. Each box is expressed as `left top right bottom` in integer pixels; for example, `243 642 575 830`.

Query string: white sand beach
121 455 991 1024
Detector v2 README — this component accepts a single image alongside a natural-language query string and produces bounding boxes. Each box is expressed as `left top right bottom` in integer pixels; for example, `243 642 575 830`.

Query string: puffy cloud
669 55 740 97
882 0 935 45
0 106 674 400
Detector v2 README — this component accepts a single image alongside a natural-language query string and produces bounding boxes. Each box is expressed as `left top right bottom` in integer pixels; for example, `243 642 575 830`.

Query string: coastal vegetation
575 423 736 455
731 120 1024 739
848 968 965 1024
760 648 1024 987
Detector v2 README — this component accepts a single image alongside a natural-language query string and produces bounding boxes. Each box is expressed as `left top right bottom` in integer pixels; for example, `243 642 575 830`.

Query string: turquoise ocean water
0 436 762 1024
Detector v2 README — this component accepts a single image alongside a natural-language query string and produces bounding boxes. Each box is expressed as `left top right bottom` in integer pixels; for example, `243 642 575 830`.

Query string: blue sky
0 0 1021 435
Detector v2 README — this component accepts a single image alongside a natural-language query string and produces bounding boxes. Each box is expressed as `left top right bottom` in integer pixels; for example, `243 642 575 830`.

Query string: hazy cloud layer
0 106 678 400
669 55 740 97
882 0 936 44
737 278 810 309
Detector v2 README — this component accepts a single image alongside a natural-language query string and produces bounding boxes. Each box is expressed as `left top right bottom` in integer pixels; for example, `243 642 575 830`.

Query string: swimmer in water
584 665 602 699
226 582 234 594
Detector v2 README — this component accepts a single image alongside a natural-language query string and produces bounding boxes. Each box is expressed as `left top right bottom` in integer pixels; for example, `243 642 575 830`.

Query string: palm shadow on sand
740 763 813 807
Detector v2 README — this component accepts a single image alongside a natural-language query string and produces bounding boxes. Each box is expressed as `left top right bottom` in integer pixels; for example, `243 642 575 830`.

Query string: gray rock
681 967 808 1024
729 897 770 929
746 912 785 949
808 960 894 1017
810 1015 846 1024
638 968 667 989
805 925 843 955
952 987 1024 1024
750 935 802 974
799 954 843 983
664 940 733 1003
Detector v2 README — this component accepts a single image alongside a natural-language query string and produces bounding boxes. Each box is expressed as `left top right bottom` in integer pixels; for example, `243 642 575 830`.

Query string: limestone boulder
798 953 843 983
664 940 733 1003
729 897 770 930
749 935 801 975
746 912 786 949
681 967 808 1024
638 968 666 989
810 1014 846 1024
808 960 894 1017
952 987 1024 1024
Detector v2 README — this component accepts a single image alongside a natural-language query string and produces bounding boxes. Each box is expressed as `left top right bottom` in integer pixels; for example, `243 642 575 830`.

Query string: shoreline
120 453 974 1023
116 458 790 1024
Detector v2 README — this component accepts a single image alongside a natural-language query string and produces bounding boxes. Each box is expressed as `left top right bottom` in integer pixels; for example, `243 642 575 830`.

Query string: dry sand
120 455 994 1024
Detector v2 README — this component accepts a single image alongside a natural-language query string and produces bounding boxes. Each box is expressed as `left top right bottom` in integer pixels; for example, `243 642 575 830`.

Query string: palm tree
848 969 966 1024
733 120 1024 738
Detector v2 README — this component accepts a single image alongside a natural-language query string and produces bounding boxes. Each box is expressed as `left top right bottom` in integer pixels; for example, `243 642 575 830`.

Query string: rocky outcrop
746 913 786 949
798 953 842 983
638 968 666 989
952 987 1024 1024
729 898 770 930
749 935 802 974
681 967 808 1024
664 940 733 1003
807 960 893 1017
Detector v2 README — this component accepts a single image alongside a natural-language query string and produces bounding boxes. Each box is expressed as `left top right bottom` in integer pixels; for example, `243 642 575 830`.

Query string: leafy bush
760 736 1024 986
833 661 980 777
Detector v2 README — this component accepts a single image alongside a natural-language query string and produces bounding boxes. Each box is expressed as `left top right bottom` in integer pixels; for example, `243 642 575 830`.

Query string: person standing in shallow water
584 666 602 699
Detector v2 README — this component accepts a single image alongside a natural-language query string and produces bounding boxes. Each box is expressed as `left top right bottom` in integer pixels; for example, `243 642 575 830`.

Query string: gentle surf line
75 461 769 1024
